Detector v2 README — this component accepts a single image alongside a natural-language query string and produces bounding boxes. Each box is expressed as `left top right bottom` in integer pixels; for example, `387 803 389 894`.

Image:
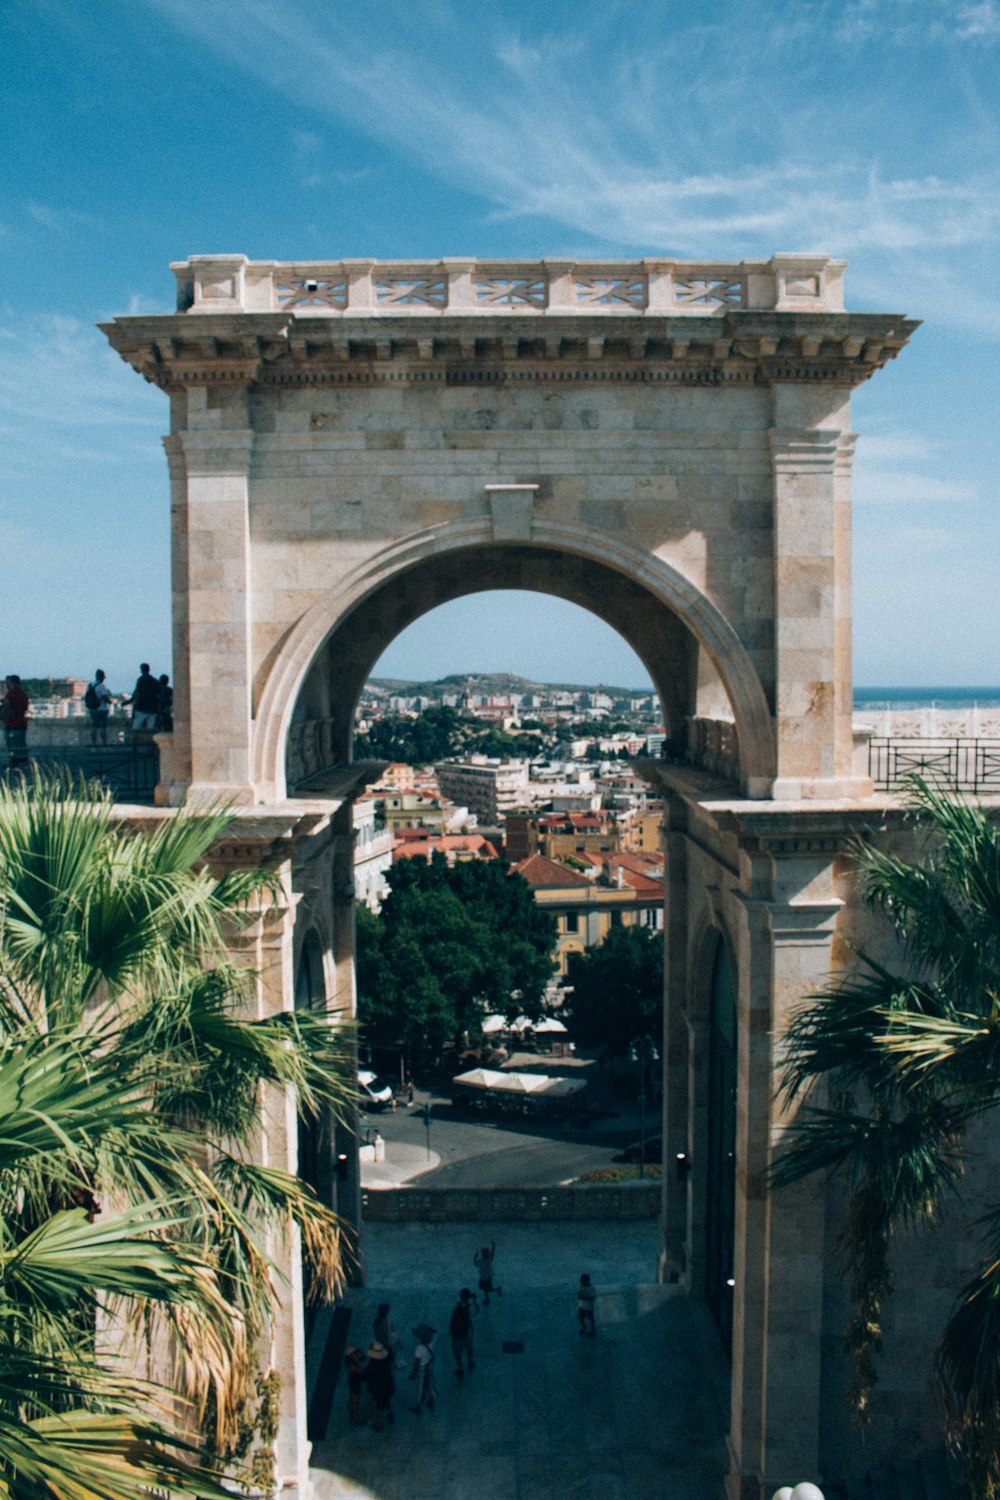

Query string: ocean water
854 687 1000 711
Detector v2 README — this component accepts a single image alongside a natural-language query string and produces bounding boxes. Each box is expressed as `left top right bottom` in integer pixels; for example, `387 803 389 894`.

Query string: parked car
358 1070 394 1111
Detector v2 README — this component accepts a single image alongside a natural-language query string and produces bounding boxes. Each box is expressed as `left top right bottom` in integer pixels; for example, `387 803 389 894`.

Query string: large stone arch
102 253 923 1499
253 519 776 802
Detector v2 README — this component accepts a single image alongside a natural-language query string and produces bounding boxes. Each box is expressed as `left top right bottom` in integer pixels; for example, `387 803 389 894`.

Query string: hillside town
349 674 667 968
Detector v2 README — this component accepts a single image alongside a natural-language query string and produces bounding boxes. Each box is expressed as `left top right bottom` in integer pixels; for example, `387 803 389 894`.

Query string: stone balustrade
172 253 845 318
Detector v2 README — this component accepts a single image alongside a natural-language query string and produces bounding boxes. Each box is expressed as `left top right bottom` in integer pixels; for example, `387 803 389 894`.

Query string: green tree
564 924 663 1055
0 776 355 1497
775 779 1000 1495
355 855 556 1056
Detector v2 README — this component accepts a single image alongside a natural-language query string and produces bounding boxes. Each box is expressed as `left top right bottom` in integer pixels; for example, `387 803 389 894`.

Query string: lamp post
626 1034 659 1180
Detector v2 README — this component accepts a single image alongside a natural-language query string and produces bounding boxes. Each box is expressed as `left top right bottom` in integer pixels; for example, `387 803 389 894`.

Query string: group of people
344 1246 598 1433
86 663 172 745
0 665 174 762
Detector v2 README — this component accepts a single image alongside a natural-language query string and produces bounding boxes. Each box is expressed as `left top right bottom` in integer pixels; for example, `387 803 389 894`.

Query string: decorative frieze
102 313 916 393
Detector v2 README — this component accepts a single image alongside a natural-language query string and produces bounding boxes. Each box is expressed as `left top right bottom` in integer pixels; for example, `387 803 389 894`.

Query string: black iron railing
0 743 160 803
869 738 1000 793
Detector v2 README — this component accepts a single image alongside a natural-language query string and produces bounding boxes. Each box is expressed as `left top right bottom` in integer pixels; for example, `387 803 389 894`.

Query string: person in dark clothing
364 1343 396 1431
449 1288 476 1378
344 1346 367 1425
155 674 173 732
577 1273 597 1337
129 664 160 734
3 676 29 766
474 1242 500 1304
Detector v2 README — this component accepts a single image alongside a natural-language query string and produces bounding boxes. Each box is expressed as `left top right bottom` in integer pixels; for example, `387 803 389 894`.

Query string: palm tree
775 776 1000 1496
0 775 357 1496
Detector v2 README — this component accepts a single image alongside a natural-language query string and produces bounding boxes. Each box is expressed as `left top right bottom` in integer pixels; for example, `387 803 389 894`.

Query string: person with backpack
85 670 112 746
449 1288 476 1378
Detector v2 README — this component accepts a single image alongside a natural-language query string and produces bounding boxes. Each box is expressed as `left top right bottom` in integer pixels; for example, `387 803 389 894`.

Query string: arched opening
705 933 738 1353
251 525 775 803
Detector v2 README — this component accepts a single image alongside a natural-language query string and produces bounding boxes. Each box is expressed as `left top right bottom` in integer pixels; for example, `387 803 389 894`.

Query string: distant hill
366 672 653 697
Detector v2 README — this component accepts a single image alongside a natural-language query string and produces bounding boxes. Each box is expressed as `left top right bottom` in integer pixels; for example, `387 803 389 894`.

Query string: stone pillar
161 388 255 804
660 796 690 1281
727 842 841 1500
769 388 864 799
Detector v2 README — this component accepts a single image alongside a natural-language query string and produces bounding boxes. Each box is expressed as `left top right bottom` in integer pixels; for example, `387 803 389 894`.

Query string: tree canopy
0 776 355 1497
564 924 663 1055
775 778 1000 1496
355 855 556 1058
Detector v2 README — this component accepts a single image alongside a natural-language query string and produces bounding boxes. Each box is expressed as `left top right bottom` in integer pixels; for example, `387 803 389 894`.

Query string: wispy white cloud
955 0 1000 37
25 202 105 235
141 0 1000 318
854 430 979 506
0 314 161 456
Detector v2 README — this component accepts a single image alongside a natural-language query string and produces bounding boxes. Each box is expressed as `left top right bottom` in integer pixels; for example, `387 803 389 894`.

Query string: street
361 1092 654 1188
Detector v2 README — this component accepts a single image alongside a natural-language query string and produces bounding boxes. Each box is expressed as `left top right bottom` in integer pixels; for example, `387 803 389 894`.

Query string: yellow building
513 852 664 976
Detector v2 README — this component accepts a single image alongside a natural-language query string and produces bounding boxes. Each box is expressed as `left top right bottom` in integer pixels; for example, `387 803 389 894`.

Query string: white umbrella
533 1017 568 1034
512 1015 534 1033
480 1014 506 1035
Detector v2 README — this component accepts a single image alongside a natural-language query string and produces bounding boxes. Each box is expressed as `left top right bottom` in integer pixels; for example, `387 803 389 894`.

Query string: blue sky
2 0 999 692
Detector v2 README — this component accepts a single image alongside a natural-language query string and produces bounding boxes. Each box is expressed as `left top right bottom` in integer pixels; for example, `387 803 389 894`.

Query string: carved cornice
100 311 918 393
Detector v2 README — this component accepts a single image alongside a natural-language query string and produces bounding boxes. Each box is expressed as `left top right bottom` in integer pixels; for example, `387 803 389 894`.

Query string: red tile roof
513 854 591 888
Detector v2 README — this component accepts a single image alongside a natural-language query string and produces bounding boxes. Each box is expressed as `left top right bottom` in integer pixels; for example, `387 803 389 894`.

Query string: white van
358 1070 394 1111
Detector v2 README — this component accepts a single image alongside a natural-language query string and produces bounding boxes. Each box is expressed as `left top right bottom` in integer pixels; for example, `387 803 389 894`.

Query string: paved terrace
309 1221 730 1500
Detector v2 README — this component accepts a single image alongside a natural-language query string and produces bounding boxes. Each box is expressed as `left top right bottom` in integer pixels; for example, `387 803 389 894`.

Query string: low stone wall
362 1184 660 1222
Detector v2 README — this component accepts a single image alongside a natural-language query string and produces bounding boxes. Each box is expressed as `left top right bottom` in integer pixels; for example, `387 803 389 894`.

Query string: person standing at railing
2 675 29 767
85 670 112 747
127 663 160 742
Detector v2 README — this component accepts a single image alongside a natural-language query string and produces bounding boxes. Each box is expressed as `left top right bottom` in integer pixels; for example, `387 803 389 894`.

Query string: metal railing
0 743 160 803
868 738 1000 793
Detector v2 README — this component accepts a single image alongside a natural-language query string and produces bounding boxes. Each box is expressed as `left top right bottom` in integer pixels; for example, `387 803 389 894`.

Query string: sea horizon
854 687 1000 710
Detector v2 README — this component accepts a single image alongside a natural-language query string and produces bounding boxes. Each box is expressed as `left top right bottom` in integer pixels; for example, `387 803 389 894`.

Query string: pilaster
162 414 255 804
660 799 691 1280
768 397 866 800
726 835 843 1500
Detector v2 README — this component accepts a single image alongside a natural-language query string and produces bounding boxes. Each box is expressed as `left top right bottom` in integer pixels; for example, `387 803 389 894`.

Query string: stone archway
102 252 918 1499
254 523 777 803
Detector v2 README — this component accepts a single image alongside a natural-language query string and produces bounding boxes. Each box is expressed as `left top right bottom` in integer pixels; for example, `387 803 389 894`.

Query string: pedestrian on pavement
364 1342 396 1430
406 1076 415 1107
85 670 113 746
2 676 29 767
449 1288 476 1378
474 1241 501 1304
577 1273 597 1337
373 1302 401 1366
409 1324 437 1412
344 1346 368 1425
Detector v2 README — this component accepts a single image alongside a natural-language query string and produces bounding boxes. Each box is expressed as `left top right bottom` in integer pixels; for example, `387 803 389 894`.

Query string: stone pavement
309 1221 731 1500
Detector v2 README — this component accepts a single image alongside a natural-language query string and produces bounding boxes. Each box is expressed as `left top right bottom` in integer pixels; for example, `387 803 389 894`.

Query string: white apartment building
434 757 530 824
353 798 394 912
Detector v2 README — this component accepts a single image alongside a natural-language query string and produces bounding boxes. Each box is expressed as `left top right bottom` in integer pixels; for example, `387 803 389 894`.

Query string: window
564 912 580 934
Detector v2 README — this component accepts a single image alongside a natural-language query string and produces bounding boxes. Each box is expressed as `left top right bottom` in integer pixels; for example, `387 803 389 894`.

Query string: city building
434 757 530 824
513 850 664 974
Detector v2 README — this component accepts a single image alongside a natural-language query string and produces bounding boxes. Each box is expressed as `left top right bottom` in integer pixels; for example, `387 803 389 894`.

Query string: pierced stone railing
172 254 845 318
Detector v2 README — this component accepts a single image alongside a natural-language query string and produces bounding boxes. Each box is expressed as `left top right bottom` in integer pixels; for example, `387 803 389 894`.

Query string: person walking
344 1346 368 1426
474 1241 501 1304
577 1273 597 1337
449 1288 476 1378
364 1342 396 1431
409 1325 437 1412
2 676 29 767
85 670 112 746
373 1302 401 1367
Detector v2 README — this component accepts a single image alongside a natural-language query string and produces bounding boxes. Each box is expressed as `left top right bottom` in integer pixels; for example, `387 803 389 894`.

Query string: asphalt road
362 1094 649 1187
